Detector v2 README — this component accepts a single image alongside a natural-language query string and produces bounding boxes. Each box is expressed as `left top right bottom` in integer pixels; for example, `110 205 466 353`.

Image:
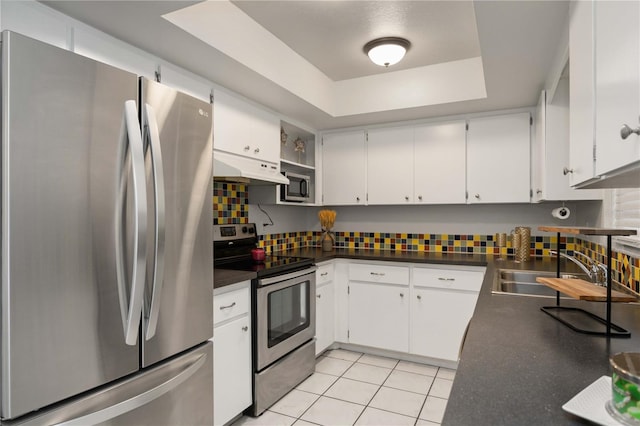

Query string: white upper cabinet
533 85 601 201
467 113 531 203
213 90 280 164
569 0 597 187
322 130 367 205
593 0 640 177
367 127 414 204
414 121 467 204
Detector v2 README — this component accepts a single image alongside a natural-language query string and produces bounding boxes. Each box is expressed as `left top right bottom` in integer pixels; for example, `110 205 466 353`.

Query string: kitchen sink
492 269 589 298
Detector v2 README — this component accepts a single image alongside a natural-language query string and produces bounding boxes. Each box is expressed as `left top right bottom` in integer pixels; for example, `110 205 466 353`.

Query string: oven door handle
258 266 317 287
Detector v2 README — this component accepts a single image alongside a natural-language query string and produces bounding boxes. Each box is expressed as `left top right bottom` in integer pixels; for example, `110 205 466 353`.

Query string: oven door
255 267 316 371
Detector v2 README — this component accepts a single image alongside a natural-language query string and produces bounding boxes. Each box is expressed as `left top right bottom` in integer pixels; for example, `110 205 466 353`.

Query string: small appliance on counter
213 224 316 416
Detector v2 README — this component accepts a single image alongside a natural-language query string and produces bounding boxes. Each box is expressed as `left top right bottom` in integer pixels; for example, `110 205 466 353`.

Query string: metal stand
540 232 630 338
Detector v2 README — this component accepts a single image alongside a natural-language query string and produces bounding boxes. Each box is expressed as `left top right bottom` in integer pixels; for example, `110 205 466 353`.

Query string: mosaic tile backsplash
213 182 248 225
212 187 639 295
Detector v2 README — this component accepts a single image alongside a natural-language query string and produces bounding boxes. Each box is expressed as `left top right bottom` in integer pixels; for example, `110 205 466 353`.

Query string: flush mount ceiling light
364 37 411 67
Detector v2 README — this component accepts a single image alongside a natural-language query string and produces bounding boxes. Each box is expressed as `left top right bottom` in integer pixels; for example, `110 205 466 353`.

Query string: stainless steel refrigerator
1 31 213 425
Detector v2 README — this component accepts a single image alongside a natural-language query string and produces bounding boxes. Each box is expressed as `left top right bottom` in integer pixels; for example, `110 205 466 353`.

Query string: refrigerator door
10 343 213 426
1 32 141 419
139 78 213 367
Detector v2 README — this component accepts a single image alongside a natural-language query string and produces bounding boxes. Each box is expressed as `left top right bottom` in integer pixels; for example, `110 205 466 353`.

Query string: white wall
249 204 317 236
307 200 603 236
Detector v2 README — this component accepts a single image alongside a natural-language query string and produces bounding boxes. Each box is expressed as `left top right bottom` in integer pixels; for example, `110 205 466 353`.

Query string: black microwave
281 172 310 202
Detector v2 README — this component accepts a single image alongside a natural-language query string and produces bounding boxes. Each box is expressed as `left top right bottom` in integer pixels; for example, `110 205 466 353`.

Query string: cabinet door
594 1 640 176
569 0 597 186
322 131 367 205
410 288 478 362
367 127 414 204
315 283 335 356
535 84 601 201
213 316 252 426
348 282 408 352
414 121 467 204
467 113 531 203
214 90 280 163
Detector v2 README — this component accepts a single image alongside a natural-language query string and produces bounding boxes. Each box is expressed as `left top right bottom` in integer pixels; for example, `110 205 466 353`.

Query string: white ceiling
42 0 569 131
230 1 481 81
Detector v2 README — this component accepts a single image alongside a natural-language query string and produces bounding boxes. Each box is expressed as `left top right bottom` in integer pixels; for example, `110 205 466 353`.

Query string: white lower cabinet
330 261 486 364
410 267 484 362
316 282 335 356
347 263 410 353
315 262 335 355
348 282 409 353
213 282 252 426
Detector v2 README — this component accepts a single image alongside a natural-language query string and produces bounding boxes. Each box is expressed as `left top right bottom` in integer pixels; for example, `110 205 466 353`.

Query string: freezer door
1 32 141 419
9 343 213 426
139 78 213 367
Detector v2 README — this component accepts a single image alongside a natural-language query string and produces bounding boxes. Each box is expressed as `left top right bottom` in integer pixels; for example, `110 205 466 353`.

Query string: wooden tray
536 277 637 302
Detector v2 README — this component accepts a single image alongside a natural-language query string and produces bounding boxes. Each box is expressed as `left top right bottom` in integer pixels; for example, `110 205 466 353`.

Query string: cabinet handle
219 302 236 310
438 277 456 281
563 167 573 175
418 195 423 201
356 197 360 202
254 148 260 154
244 145 250 151
320 272 328 276
417 294 422 300
621 124 640 140
474 194 480 199
536 189 542 194
400 293 404 298
405 196 409 201
242 326 248 332
316 294 321 299
370 272 386 276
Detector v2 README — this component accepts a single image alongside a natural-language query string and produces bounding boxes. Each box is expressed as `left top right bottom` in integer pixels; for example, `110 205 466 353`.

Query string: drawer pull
438 278 456 281
316 294 322 299
370 272 386 276
400 293 404 298
219 302 236 310
417 295 422 300
321 272 329 277
242 326 248 332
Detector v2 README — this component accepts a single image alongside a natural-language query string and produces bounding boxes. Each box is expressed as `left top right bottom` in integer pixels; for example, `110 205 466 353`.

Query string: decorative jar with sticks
318 209 336 252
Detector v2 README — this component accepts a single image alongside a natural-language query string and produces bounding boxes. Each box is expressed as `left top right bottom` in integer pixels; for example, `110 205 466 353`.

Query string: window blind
613 188 640 247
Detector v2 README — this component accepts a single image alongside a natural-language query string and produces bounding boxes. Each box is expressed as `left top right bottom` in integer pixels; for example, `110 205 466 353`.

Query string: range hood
213 150 289 185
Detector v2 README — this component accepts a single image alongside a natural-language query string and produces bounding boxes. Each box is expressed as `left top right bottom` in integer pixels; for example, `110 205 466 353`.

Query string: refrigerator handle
143 103 166 340
115 100 148 346
53 352 207 426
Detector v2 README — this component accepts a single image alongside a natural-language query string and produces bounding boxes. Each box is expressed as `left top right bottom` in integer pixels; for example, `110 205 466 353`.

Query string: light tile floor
233 349 453 426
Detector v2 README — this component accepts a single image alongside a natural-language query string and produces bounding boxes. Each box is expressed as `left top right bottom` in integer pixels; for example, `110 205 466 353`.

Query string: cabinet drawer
413 267 485 292
349 263 409 285
214 286 250 325
316 263 334 285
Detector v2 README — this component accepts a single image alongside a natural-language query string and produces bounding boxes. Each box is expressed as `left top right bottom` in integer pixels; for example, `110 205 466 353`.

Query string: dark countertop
213 268 257 289
213 248 640 424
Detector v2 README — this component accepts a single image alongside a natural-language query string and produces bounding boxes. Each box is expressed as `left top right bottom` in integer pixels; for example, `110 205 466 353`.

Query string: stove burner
215 255 313 278
213 223 313 278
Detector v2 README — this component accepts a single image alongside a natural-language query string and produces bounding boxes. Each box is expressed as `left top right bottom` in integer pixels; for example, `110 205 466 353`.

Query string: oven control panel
213 223 257 242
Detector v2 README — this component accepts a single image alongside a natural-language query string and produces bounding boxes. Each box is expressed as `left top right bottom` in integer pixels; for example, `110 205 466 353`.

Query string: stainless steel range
213 224 316 416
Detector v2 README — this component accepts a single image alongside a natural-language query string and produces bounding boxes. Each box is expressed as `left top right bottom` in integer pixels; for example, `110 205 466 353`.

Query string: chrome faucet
550 251 608 286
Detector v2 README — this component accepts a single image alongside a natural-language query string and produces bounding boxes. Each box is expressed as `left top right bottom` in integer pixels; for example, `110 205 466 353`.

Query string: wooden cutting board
536 277 637 302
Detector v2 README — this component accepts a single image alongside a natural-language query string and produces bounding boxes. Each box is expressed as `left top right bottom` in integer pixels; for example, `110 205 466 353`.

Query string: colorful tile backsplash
213 186 638 295
578 239 640 294
213 182 248 225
